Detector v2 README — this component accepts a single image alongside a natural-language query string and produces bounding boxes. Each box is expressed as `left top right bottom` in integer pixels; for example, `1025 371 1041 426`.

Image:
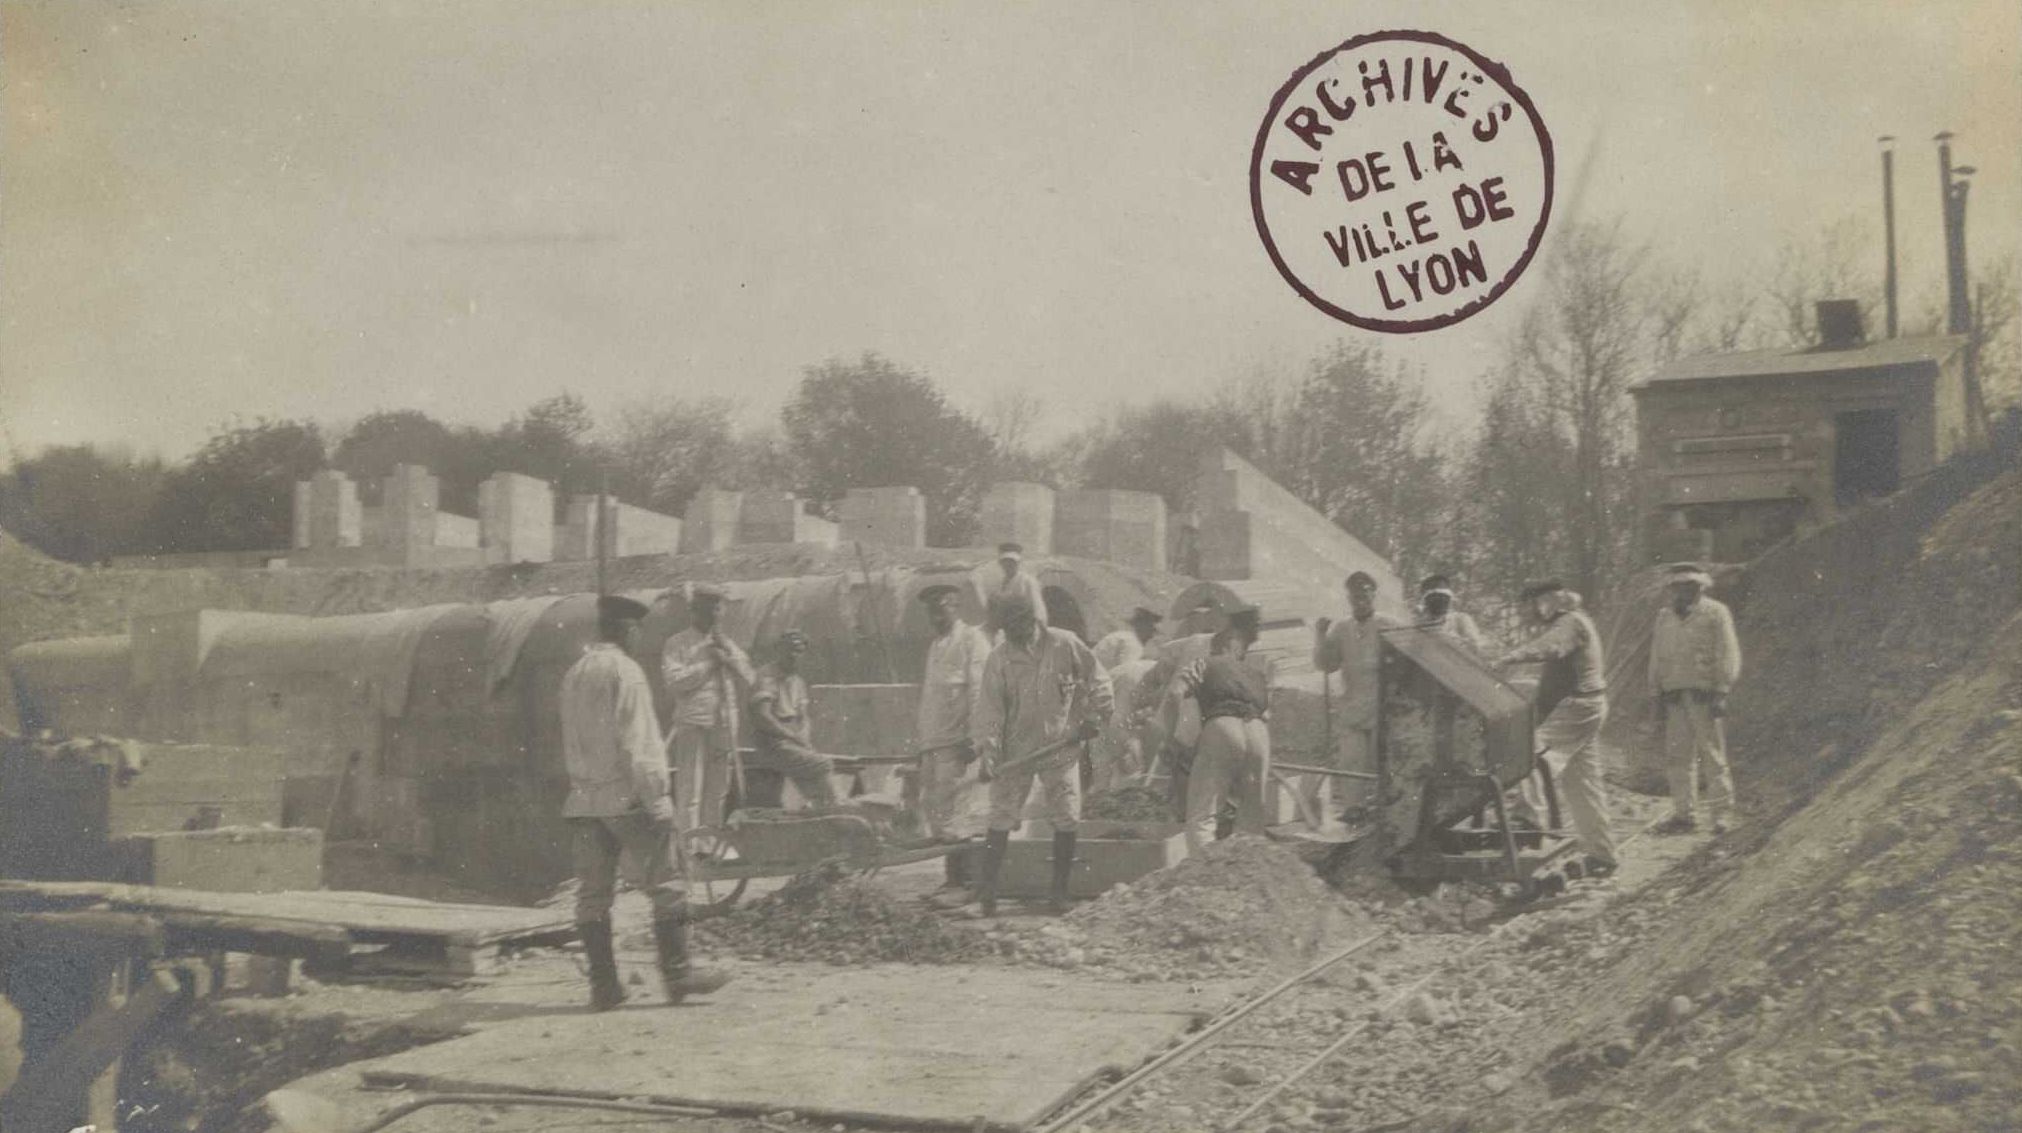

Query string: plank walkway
357 964 1245 1131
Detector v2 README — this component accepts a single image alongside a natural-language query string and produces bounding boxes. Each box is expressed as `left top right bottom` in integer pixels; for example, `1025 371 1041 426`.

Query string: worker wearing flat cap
1498 580 1618 877
968 591 1113 916
914 583 993 899
662 582 756 842
986 543 1048 637
1417 574 1492 656
1648 563 1743 835
560 595 729 1011
1312 570 1398 819
747 629 839 810
1090 607 1164 789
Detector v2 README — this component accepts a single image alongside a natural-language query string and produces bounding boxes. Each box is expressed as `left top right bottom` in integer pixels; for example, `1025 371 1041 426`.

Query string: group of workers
553 538 1743 1012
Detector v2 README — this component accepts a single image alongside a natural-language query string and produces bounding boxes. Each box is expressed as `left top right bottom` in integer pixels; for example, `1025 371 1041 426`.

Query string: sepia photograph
0 2 2017 1131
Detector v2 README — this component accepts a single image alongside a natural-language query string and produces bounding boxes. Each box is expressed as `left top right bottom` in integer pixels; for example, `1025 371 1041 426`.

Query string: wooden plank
158 913 351 966
354 965 1242 1130
0 911 166 957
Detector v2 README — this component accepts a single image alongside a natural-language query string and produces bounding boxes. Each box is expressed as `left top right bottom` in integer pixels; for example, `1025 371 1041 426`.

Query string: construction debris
692 861 990 965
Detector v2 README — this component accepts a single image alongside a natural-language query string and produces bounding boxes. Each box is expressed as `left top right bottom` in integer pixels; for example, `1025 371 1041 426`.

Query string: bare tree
1765 217 1882 346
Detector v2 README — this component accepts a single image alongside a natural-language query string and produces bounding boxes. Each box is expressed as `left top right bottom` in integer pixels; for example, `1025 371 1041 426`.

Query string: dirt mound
693 861 990 965
1411 458 2022 1133
1001 836 1368 981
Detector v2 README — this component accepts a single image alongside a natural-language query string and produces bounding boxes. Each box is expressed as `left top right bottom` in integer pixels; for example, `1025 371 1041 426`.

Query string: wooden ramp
356 964 1244 1131
0 881 574 975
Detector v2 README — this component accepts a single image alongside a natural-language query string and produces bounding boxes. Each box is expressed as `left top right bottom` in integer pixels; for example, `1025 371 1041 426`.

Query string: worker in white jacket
1648 563 1744 835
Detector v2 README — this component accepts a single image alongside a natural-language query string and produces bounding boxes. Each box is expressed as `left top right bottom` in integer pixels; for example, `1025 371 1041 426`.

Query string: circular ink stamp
1250 30 1553 333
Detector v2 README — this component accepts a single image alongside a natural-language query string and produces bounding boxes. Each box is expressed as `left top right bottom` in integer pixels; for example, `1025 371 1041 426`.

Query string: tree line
5 221 2015 621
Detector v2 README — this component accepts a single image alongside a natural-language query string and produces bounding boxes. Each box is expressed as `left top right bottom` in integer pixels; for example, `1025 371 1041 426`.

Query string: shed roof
1636 334 1965 389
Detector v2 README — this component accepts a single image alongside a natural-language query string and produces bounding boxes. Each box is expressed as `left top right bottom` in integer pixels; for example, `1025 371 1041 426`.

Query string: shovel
266 1088 713 1133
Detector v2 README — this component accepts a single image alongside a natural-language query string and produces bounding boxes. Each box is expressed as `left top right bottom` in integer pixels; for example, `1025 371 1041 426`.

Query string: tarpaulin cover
199 604 468 718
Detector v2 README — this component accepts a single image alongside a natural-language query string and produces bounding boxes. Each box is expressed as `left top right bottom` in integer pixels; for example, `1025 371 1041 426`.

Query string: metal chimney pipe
1935 132 1965 335
1948 175 1973 336
1880 137 1898 339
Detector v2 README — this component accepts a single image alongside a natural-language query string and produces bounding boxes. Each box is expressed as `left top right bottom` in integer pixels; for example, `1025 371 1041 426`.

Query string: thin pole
595 470 609 598
1881 139 1898 339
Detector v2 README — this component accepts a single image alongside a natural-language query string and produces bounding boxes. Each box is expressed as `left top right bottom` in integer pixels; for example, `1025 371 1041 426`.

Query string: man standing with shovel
968 593 1114 916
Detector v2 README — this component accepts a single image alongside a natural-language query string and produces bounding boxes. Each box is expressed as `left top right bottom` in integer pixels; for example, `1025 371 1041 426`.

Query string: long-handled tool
987 732 1088 778
266 1089 713 1133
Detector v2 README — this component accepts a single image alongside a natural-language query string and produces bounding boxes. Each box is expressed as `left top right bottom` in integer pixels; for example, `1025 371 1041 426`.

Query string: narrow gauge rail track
1034 815 1674 1133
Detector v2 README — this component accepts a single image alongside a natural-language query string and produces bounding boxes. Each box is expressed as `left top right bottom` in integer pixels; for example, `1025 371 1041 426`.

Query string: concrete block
737 490 838 546
299 470 362 551
435 512 480 550
292 481 313 549
479 472 555 564
995 823 1188 898
839 487 926 549
683 488 744 552
980 482 1056 554
380 464 441 566
566 496 683 559
114 826 324 892
1055 489 1166 572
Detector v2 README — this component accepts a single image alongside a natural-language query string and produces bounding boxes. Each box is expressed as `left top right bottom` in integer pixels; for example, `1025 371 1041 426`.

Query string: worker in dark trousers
969 593 1113 916
1168 603 1273 853
560 595 730 1010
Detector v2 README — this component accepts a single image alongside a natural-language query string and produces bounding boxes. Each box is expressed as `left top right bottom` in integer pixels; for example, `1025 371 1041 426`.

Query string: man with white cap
1417 574 1491 655
988 542 1049 635
561 595 730 1010
1648 563 1743 835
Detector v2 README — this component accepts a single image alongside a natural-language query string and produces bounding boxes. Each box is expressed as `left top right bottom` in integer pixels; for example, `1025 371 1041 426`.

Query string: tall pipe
1935 132 1967 336
1947 178 1972 336
1881 138 1898 339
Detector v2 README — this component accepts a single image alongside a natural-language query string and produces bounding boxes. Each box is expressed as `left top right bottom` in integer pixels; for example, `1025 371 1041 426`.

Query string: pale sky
4 0 2018 461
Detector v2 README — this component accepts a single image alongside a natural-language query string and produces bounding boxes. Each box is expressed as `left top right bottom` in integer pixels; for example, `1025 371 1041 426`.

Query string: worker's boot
652 908 731 1004
1048 830 1078 914
974 830 1011 917
579 920 626 1012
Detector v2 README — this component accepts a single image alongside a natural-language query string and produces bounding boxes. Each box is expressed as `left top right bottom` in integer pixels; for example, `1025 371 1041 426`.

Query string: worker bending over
914 584 993 900
1497 580 1618 878
661 584 755 843
746 629 838 809
1649 562 1743 835
969 593 1113 916
1167 603 1273 853
560 595 729 1011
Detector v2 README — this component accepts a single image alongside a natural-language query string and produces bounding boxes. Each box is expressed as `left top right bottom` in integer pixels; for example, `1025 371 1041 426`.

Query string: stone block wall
682 488 744 553
839 487 927 548
1055 488 1166 572
979 482 1056 554
478 472 555 564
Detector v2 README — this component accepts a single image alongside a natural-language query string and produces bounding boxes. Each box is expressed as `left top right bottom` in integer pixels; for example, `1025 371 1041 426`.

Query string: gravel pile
694 861 990 965
1083 785 1174 822
999 835 1367 981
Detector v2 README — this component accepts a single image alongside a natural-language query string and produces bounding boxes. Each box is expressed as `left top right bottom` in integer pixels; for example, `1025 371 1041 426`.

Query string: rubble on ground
691 860 991 965
996 835 1368 981
1083 785 1173 823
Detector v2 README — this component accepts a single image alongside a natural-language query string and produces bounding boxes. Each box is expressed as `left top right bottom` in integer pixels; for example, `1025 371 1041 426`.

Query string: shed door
1833 408 1901 505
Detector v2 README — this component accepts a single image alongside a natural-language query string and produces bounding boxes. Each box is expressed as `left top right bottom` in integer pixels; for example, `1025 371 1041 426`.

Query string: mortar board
996 542 1023 562
1345 570 1378 592
597 595 651 622
1418 574 1455 597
